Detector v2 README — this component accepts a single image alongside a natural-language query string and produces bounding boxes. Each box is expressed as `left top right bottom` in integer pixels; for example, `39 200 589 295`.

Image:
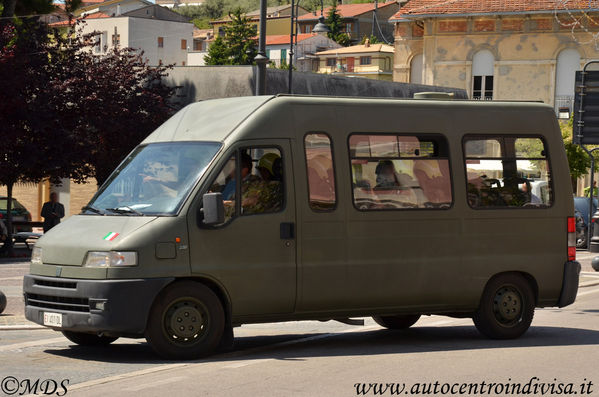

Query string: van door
188 140 296 316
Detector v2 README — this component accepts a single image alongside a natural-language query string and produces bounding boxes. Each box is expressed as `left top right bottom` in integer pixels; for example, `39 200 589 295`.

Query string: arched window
555 49 580 116
410 54 423 84
472 50 494 100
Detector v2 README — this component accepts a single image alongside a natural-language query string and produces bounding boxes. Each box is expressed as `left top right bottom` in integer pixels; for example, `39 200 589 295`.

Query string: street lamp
288 0 330 94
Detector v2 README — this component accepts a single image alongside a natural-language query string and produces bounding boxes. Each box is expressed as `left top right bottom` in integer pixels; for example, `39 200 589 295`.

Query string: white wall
188 51 207 66
129 17 193 65
83 17 130 55
84 17 193 65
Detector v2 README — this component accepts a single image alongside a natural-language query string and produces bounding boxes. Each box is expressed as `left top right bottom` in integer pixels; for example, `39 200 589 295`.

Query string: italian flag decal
103 232 119 241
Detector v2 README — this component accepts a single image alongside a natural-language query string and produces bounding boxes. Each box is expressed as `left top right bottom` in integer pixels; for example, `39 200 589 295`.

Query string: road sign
574 67 599 144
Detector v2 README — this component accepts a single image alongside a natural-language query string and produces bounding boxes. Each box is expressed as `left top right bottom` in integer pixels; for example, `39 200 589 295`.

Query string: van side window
208 154 237 223
464 136 552 208
349 134 452 210
240 147 284 215
305 133 336 211
206 147 284 222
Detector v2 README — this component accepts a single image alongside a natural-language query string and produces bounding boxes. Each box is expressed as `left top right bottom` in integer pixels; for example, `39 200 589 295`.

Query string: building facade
316 42 394 80
80 5 194 66
298 1 399 44
266 33 341 71
391 0 599 115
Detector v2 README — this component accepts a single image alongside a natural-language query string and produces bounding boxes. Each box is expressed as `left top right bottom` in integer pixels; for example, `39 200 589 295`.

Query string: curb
0 324 46 331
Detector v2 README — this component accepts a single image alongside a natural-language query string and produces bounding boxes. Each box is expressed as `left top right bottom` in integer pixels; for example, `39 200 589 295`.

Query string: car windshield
88 142 221 216
0 198 27 211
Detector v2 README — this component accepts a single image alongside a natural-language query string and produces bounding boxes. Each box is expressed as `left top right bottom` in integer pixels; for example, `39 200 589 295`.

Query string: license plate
43 312 62 327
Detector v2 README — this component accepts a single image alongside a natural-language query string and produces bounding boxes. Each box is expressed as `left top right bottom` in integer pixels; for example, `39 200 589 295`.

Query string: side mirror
202 192 225 225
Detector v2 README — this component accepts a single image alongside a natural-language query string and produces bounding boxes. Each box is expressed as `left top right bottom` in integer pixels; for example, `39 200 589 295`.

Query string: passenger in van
521 183 541 204
375 160 400 188
241 152 283 214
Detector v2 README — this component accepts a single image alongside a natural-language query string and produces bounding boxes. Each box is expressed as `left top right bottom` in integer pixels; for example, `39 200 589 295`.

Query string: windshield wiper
81 205 105 215
105 206 143 216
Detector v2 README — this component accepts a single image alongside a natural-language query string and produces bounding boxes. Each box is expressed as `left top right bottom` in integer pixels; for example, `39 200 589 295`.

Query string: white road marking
0 276 24 281
0 337 65 352
222 358 274 369
123 376 187 391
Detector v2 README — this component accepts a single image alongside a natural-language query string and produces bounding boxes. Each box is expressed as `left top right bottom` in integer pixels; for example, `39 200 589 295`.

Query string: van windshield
87 142 221 216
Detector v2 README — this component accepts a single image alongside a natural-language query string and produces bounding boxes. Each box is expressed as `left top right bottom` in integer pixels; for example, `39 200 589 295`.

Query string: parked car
573 196 598 248
0 196 32 233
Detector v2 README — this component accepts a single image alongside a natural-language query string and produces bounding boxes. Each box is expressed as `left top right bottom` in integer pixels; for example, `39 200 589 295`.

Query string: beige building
390 0 599 115
0 180 97 222
316 41 394 80
210 5 309 37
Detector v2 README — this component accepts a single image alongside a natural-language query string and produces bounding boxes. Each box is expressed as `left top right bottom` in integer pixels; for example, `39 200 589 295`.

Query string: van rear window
305 133 337 211
464 136 552 208
349 134 452 210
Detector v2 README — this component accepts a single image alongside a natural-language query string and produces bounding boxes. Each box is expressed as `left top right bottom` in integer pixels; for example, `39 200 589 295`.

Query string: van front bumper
557 261 581 307
23 275 174 336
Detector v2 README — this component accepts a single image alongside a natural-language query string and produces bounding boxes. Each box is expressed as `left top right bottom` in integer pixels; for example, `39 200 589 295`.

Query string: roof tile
391 0 599 19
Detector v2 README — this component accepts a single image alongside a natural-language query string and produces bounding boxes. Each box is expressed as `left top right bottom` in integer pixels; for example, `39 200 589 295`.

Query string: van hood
36 215 157 266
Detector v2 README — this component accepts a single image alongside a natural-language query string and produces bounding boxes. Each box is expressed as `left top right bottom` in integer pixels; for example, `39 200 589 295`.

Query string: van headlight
31 246 42 265
84 251 137 267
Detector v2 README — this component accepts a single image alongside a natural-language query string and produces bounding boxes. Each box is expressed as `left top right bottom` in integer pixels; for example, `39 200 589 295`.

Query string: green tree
560 118 596 191
204 36 229 65
204 9 257 65
325 4 350 46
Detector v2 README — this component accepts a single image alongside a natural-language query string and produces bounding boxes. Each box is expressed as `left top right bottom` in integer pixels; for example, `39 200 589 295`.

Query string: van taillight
568 216 576 261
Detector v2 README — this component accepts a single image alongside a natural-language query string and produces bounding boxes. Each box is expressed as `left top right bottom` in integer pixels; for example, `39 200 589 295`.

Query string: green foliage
173 0 293 21
204 36 229 65
191 17 212 29
325 4 350 46
204 9 257 65
559 117 599 191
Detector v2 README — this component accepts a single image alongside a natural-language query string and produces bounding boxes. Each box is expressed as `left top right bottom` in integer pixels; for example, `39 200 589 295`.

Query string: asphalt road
0 258 597 397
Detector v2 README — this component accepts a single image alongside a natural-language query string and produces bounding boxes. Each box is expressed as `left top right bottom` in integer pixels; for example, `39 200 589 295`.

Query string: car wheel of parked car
62 331 118 346
576 232 587 248
146 281 224 360
0 290 6 314
373 314 421 329
473 274 535 339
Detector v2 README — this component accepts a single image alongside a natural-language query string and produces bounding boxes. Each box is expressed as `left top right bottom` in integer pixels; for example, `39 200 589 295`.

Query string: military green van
23 95 581 359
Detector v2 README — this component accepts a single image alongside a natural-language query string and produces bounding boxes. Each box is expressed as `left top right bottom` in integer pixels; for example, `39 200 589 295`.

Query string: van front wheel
373 314 421 329
473 274 535 339
146 281 225 360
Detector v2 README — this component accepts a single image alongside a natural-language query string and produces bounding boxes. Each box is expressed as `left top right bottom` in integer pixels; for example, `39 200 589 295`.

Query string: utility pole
254 0 269 95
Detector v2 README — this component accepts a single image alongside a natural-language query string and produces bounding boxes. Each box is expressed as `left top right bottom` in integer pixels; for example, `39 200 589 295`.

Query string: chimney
116 4 121 15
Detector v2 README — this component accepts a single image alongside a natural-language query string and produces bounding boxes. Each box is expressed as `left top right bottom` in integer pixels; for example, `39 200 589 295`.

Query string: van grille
26 293 89 313
33 279 77 289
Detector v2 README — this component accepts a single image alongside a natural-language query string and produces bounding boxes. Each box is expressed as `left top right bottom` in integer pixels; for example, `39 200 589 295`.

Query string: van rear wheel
145 281 224 360
62 331 118 346
473 274 535 339
373 314 421 329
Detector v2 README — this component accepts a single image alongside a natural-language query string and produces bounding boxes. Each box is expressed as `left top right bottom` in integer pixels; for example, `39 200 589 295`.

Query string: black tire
473 274 535 339
145 281 225 360
62 331 118 346
0 290 6 314
373 314 421 329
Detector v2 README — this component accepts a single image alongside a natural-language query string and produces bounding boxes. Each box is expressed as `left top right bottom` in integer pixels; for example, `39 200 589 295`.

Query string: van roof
142 95 555 144
142 95 274 144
